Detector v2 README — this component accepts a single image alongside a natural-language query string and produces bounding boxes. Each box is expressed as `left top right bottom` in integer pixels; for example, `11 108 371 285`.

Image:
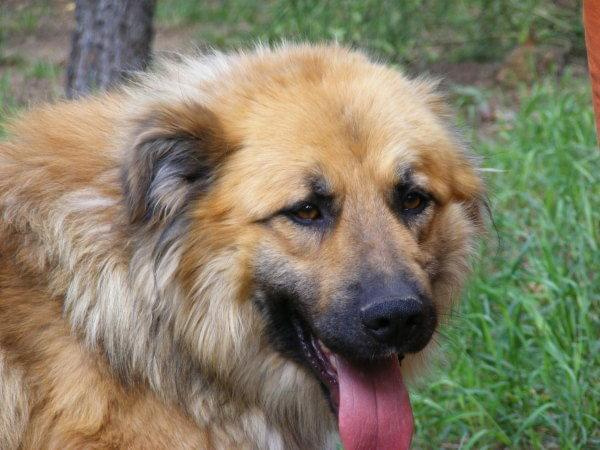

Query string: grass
411 75 599 449
156 0 584 65
2 1 598 448
27 60 61 80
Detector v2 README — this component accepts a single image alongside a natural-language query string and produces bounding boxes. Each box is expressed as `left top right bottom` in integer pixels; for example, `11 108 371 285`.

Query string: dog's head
122 45 485 446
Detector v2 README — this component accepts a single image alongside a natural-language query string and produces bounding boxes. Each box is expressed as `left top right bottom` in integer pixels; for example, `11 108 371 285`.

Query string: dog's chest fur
0 260 332 449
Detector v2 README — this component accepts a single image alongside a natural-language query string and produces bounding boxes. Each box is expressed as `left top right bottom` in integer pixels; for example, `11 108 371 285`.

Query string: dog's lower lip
311 337 340 411
318 341 335 365
292 318 340 412
313 338 338 381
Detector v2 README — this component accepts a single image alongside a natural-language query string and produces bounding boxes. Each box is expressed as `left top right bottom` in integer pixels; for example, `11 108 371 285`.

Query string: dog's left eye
402 192 423 210
290 202 322 223
398 190 430 215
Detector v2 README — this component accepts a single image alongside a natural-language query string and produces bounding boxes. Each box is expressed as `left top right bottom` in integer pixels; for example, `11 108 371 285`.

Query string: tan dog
0 44 485 449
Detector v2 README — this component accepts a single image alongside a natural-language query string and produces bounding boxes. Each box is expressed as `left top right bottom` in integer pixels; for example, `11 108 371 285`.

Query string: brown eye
402 193 423 210
293 203 321 222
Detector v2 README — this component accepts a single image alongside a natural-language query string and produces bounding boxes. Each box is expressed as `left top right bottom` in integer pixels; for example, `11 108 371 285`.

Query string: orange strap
584 0 600 142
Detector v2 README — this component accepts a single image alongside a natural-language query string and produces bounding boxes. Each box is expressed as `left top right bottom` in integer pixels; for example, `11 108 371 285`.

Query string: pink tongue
337 355 414 450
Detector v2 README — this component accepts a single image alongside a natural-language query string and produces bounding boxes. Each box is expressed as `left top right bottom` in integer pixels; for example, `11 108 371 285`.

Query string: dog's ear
122 103 228 225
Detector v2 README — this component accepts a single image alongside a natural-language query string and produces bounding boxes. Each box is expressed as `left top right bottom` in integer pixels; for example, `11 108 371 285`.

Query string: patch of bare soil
426 61 501 87
1 1 207 104
1 0 71 104
2 0 72 64
154 24 204 55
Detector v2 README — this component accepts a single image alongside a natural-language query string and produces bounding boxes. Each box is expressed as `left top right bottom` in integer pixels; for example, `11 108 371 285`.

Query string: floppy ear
122 103 228 225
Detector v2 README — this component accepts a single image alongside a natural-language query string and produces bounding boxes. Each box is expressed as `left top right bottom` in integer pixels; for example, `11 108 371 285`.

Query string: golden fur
0 44 484 449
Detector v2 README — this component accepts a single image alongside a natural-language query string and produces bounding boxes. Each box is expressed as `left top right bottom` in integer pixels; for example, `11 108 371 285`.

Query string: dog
0 44 485 449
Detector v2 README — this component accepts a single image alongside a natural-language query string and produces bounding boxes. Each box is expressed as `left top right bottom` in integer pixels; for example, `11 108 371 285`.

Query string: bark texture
66 0 156 98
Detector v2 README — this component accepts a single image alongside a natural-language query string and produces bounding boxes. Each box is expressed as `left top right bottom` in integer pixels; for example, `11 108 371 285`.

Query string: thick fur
0 44 485 449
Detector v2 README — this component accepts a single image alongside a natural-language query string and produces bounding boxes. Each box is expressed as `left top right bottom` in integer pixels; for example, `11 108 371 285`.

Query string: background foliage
157 0 585 65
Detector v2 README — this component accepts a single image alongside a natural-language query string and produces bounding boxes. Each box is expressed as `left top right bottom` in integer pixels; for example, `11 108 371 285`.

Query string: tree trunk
66 0 156 99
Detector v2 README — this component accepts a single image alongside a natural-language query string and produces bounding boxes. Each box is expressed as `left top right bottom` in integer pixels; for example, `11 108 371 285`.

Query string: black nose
360 297 426 346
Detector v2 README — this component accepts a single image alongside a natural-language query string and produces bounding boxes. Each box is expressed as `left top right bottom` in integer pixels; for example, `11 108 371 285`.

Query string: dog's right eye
288 202 322 224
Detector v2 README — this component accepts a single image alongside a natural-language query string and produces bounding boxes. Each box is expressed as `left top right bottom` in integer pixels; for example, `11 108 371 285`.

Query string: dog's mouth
292 318 341 411
292 317 414 450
